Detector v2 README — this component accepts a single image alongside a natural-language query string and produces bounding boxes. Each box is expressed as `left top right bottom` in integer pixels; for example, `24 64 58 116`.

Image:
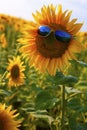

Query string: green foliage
35 90 58 110
46 71 78 86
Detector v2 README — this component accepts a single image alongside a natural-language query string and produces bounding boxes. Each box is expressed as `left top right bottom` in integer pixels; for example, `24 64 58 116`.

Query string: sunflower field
0 4 87 130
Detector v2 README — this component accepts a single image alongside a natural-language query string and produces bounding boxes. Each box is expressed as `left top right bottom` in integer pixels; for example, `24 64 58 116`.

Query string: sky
0 0 86 31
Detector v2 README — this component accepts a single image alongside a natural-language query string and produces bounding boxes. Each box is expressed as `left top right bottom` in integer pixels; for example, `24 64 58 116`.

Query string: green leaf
0 89 10 96
70 60 87 67
69 117 85 130
65 87 81 94
35 90 58 110
20 103 35 112
31 110 54 125
67 98 81 110
81 123 87 130
69 117 77 130
61 75 78 85
56 74 78 85
76 81 87 86
69 117 87 130
77 61 87 67
47 71 78 86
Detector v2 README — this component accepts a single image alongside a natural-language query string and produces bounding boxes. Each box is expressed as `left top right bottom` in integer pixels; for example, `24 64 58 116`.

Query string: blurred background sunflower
6 56 25 87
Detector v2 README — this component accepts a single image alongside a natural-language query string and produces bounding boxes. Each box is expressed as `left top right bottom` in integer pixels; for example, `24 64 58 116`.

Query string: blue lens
55 30 71 43
38 26 51 36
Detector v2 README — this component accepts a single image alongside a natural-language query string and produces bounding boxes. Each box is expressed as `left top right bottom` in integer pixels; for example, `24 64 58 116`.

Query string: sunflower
0 33 7 48
19 4 83 75
6 56 25 87
0 24 5 31
0 103 22 130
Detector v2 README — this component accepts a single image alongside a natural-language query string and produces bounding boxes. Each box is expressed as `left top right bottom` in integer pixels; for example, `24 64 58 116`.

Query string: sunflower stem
61 85 65 130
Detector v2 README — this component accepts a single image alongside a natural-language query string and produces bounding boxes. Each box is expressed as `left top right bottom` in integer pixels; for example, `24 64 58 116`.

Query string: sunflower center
11 65 20 79
0 120 4 130
36 30 71 58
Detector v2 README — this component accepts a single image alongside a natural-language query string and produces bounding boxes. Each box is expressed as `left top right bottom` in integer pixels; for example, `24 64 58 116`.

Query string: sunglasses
38 25 72 43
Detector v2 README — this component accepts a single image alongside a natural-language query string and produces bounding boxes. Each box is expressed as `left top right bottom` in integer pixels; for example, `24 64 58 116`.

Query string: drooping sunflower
6 56 25 87
0 103 22 130
19 4 83 75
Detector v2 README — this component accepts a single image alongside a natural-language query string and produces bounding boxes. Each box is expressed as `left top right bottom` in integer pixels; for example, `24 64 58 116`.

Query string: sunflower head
0 33 7 48
19 4 83 75
6 56 25 87
0 24 5 31
0 103 22 130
